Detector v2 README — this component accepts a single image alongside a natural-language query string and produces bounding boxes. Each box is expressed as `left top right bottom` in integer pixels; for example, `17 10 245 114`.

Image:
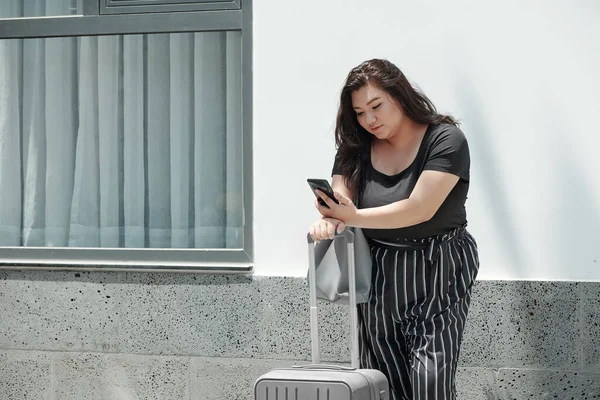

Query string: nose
366 112 376 125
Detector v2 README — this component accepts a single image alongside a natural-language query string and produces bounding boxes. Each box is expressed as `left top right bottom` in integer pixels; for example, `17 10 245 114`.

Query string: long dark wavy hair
335 58 458 197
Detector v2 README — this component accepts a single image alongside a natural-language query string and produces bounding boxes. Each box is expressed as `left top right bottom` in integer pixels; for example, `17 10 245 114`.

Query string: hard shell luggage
254 231 390 400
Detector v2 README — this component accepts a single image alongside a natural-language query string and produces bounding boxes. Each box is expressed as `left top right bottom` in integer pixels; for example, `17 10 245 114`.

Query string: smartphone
307 178 339 207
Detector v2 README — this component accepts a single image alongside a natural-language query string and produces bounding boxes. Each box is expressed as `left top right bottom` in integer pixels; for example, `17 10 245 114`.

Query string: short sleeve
423 125 470 181
331 151 342 176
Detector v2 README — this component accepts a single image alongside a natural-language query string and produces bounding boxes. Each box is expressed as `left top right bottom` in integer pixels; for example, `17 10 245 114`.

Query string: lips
371 125 382 132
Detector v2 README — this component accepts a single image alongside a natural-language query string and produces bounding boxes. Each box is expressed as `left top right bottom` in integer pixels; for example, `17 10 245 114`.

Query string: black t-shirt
332 123 470 242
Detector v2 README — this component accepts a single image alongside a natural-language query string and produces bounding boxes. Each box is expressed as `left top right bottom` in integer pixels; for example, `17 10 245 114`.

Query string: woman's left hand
315 190 359 226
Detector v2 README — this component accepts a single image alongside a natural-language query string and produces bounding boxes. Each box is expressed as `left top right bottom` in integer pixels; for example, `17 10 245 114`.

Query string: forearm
349 198 431 229
331 174 353 201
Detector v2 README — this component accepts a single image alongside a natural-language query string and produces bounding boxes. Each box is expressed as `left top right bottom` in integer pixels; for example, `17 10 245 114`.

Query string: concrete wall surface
1 271 599 399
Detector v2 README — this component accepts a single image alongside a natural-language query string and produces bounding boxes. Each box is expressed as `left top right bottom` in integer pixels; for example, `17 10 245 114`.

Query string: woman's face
351 82 404 139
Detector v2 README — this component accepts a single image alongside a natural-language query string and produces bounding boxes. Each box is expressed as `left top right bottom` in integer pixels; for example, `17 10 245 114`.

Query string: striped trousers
358 226 479 400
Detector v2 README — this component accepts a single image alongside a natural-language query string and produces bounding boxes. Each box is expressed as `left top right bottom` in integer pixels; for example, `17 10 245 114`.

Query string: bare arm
331 174 353 201
316 170 460 229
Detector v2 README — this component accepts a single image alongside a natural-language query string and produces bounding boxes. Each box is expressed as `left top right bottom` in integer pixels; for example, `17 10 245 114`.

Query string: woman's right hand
309 217 347 242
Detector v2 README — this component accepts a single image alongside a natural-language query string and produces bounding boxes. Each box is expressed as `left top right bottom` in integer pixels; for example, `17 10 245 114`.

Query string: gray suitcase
254 231 390 400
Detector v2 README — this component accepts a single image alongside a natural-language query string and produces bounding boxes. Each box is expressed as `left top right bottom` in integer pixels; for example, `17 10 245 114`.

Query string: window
0 0 253 272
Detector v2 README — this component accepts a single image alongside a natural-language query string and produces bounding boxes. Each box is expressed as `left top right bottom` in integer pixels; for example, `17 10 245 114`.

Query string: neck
386 120 428 149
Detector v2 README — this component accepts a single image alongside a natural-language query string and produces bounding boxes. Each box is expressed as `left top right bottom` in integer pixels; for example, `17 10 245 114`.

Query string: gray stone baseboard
2 350 599 399
1 271 599 399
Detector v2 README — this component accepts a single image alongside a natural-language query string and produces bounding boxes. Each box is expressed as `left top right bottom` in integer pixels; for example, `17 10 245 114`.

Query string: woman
309 59 479 400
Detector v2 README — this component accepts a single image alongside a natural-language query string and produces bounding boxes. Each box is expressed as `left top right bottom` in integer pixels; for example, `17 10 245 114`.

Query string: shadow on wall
453 77 599 396
542 94 600 277
556 154 600 273
455 76 527 274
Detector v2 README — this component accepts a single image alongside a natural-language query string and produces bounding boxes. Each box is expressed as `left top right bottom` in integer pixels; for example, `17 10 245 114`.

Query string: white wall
252 0 600 280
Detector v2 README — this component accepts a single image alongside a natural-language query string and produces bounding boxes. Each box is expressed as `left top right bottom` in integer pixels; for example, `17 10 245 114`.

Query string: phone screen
307 179 339 207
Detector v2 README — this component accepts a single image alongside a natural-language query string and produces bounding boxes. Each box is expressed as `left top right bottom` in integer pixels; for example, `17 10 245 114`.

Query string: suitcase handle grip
292 364 356 371
306 230 354 244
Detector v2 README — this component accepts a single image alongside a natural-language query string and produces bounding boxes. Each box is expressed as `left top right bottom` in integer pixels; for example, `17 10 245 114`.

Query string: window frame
101 0 241 15
0 0 253 274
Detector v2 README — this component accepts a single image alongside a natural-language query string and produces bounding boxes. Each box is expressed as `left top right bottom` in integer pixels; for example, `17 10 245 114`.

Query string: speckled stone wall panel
51 352 190 400
109 273 262 357
455 367 499 400
315 302 353 362
0 350 51 400
255 276 310 360
190 357 296 400
478 281 581 369
0 271 262 358
458 282 498 367
254 278 587 369
581 282 600 371
494 369 600 399
2 269 600 392
256 276 359 363
0 271 120 352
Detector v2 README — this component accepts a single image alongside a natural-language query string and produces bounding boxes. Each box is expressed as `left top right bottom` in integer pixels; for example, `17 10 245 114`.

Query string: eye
356 111 364 117
372 103 382 110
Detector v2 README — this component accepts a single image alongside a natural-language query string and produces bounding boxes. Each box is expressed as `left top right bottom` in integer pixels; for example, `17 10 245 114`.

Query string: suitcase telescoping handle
307 230 360 369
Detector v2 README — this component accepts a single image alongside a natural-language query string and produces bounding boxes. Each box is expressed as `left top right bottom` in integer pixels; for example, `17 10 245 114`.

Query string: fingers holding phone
307 179 338 208
307 178 358 225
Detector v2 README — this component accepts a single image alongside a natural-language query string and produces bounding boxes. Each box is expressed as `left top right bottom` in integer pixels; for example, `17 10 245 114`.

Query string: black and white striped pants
358 226 479 400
